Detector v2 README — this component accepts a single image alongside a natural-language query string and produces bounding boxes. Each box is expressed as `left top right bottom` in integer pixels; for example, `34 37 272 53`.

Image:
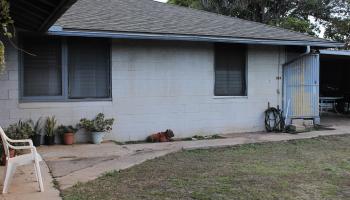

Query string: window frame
19 35 112 102
213 43 248 97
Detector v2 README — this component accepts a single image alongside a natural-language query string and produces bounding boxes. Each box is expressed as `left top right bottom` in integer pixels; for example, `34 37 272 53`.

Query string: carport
319 50 350 124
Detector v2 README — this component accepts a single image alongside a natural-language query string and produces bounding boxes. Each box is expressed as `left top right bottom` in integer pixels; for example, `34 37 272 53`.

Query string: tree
168 0 202 8
169 0 350 48
325 18 350 48
0 0 13 74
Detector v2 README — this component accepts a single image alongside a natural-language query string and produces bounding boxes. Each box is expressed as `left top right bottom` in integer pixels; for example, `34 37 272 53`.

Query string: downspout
283 46 311 67
277 46 281 105
305 46 311 54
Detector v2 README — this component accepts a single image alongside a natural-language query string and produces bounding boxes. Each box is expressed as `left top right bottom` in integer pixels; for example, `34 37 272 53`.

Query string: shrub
78 113 115 133
5 120 33 140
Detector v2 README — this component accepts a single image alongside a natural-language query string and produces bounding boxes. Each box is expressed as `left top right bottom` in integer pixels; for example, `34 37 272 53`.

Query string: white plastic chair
0 126 44 194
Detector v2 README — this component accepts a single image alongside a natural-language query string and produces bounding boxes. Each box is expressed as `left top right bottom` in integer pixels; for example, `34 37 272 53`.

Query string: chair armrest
6 139 34 150
7 139 33 146
8 145 35 150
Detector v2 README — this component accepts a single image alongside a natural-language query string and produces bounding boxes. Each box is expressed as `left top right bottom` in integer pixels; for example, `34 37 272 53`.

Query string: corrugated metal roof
53 0 343 47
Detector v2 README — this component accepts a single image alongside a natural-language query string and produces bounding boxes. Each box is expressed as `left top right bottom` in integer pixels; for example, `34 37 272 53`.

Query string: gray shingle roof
54 0 341 46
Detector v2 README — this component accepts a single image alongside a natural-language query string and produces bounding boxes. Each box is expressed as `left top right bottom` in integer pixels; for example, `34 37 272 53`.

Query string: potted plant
44 116 57 145
2 124 19 165
15 120 33 140
1 120 32 165
29 118 43 147
56 125 78 145
78 113 114 144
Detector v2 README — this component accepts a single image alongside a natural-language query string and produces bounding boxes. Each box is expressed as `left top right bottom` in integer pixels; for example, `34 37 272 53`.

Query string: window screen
68 38 110 99
22 37 62 97
214 44 247 96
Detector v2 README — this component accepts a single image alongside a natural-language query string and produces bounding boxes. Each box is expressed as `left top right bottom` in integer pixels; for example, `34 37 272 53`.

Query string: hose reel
264 104 285 132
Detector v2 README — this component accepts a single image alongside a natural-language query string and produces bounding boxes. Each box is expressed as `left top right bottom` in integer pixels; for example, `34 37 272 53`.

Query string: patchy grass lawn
63 135 350 200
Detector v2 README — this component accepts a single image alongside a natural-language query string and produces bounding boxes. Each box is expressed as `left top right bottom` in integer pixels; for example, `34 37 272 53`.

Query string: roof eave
10 0 77 32
47 28 344 48
320 50 350 56
38 0 78 32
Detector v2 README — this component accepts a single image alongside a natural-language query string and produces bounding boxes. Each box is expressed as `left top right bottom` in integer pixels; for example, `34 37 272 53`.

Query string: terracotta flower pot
1 148 15 166
63 132 75 145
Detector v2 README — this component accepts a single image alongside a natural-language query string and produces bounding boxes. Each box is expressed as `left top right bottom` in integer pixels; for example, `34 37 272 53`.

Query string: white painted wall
0 40 284 142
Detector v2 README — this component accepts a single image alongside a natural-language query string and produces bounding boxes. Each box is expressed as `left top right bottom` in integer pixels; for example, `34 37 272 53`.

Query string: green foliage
28 117 43 136
78 113 115 133
0 41 4 74
56 125 78 136
191 134 224 140
45 116 57 137
78 118 94 132
169 0 350 48
168 0 202 8
0 0 13 37
325 18 350 49
277 17 316 36
5 120 33 140
0 0 14 74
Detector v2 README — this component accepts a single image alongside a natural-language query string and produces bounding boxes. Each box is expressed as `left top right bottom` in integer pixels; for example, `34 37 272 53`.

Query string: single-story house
0 0 344 142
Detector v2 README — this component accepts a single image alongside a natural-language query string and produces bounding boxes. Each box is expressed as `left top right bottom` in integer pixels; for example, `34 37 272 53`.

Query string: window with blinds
68 38 110 99
214 44 247 96
22 37 62 97
21 36 111 101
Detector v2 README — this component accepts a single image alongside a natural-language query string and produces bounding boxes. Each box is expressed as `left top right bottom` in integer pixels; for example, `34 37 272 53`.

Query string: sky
154 0 167 2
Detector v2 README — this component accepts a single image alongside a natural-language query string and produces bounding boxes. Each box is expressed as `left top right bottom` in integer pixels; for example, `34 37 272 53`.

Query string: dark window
22 37 62 97
214 44 247 96
68 38 110 99
21 36 111 101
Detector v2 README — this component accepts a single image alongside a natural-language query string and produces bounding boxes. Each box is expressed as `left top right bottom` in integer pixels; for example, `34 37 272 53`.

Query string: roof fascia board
47 28 345 48
320 50 350 56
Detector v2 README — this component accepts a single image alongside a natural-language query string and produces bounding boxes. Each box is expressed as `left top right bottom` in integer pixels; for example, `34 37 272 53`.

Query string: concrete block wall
0 40 284 142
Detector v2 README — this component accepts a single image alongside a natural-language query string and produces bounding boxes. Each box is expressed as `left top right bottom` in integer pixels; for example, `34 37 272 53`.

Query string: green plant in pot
78 113 114 144
44 116 57 145
29 118 43 147
56 125 78 145
6 120 33 140
1 120 32 165
2 125 17 165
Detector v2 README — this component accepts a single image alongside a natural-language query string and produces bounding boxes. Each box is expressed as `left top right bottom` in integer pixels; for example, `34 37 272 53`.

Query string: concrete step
288 119 315 133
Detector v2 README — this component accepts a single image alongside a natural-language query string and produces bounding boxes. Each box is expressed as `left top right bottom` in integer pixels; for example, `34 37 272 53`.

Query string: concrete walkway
1 116 349 199
0 162 60 200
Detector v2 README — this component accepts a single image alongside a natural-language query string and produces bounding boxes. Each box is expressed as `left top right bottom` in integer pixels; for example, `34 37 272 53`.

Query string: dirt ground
321 112 350 127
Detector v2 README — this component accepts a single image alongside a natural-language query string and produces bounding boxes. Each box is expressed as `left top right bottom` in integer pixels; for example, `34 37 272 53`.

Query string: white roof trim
47 28 345 48
320 50 350 56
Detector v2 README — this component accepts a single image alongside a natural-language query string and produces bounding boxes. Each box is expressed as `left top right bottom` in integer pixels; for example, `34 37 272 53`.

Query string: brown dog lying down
146 129 174 143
